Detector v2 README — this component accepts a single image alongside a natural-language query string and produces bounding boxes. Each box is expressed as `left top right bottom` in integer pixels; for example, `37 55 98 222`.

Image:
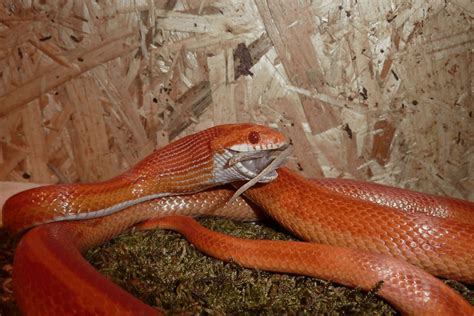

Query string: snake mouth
227 144 290 182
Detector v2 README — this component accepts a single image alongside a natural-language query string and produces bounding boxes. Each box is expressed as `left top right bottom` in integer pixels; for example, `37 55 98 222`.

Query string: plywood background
0 0 472 204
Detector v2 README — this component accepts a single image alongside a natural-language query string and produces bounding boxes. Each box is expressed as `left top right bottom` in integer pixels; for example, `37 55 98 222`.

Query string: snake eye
248 131 260 144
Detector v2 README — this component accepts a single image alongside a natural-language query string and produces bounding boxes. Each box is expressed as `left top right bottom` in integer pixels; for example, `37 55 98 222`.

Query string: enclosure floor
2 218 472 315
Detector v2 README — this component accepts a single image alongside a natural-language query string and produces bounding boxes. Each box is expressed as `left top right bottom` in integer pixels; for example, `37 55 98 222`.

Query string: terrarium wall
0 0 472 212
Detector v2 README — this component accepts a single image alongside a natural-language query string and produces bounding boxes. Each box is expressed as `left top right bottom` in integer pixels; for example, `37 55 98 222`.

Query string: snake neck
3 130 220 233
124 130 216 194
4 123 289 234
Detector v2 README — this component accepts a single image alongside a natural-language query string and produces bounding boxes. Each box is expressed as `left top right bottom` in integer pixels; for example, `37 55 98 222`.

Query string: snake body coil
2 124 474 315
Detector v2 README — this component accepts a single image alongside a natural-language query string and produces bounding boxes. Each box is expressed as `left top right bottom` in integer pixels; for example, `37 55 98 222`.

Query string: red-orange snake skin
2 123 474 315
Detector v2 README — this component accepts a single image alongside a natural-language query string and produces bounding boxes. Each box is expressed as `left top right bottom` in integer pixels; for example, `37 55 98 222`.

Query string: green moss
86 218 397 315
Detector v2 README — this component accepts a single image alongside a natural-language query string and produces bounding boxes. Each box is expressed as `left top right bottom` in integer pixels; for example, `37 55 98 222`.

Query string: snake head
211 124 290 184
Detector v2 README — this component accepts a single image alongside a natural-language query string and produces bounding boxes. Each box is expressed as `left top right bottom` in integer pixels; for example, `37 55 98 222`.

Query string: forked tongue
228 146 292 203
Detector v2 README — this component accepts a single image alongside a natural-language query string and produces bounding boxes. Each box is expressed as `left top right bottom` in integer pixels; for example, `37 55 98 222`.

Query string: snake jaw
228 142 284 153
231 152 279 182
227 143 287 181
213 142 290 185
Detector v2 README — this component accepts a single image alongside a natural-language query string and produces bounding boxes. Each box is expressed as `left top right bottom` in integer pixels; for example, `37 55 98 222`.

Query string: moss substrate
85 218 473 315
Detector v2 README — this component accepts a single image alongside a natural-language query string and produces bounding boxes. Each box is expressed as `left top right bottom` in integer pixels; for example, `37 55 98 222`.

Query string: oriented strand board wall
0 1 473 201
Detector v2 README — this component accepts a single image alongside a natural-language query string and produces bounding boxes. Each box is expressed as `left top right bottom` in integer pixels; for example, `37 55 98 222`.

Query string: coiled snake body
3 123 474 315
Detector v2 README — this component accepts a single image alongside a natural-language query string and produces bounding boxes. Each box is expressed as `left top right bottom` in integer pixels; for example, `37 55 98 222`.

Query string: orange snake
2 123 474 315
